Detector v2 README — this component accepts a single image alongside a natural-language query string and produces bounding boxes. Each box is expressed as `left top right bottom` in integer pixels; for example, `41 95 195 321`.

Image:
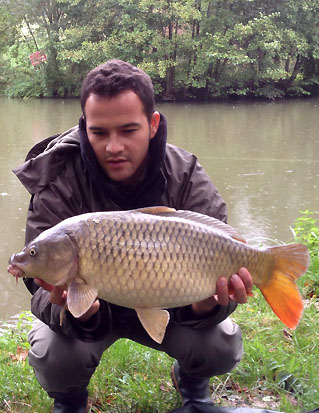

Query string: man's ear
150 111 160 139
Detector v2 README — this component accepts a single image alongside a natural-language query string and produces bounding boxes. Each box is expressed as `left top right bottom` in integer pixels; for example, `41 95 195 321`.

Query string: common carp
8 206 309 343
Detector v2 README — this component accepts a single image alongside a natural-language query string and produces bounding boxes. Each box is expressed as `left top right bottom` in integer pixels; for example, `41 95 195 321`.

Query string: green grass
0 315 179 413
0 211 318 412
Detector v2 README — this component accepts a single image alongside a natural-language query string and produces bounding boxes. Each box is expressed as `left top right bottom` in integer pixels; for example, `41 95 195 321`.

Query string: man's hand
192 268 253 316
34 278 100 322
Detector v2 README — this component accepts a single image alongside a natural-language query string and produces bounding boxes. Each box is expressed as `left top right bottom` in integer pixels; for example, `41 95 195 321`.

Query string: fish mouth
8 256 25 278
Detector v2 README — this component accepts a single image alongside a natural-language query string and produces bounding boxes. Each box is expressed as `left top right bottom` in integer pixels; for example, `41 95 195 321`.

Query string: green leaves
1 0 319 98
293 210 319 300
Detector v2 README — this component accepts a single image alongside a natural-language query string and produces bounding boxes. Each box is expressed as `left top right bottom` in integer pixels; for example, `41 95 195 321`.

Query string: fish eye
29 247 37 256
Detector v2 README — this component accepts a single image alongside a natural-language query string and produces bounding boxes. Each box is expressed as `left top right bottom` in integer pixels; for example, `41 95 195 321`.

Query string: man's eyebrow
88 122 141 131
88 126 105 131
120 122 141 128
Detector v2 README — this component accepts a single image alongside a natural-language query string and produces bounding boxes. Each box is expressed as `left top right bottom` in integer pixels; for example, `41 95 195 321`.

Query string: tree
1 0 319 99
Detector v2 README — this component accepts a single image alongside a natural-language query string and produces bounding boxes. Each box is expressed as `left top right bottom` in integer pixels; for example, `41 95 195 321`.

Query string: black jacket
13 114 236 341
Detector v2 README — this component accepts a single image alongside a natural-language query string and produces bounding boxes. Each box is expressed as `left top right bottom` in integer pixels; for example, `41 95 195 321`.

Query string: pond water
1 96 318 321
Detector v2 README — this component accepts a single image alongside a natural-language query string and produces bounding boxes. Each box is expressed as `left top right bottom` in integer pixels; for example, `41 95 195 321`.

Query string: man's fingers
238 267 253 297
215 268 253 306
50 286 67 306
215 277 229 306
229 274 247 303
192 296 218 315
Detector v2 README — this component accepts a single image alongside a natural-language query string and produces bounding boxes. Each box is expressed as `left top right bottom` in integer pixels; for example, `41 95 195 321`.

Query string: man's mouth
107 158 126 162
107 159 127 168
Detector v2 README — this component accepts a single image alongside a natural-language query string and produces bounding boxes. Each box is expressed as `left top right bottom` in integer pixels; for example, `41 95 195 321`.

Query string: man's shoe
53 400 90 413
171 361 213 407
51 388 89 413
53 397 89 413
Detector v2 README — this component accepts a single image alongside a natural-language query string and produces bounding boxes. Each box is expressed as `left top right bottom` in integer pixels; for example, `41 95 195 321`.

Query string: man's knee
177 318 243 378
201 318 243 376
28 321 104 393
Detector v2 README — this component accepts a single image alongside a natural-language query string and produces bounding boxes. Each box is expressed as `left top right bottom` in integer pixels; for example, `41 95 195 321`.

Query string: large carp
8 207 309 343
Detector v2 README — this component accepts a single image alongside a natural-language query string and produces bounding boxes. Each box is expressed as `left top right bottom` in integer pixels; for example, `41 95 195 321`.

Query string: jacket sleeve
24 176 112 340
179 158 227 223
30 287 112 341
164 146 227 223
24 170 83 294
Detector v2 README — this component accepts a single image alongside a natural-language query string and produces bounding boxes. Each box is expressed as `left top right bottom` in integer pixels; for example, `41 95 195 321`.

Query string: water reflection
1 97 318 320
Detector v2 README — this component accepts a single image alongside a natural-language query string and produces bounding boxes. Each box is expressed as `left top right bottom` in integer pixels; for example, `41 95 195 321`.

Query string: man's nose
106 135 124 154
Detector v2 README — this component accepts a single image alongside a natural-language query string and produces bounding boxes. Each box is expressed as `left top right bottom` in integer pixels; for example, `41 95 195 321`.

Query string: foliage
291 210 319 298
292 211 319 259
0 312 51 412
1 0 319 99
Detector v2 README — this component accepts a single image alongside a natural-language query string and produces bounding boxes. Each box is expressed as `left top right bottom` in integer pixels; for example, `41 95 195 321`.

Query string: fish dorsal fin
135 206 176 215
135 206 245 243
67 278 98 318
154 209 246 243
135 307 170 344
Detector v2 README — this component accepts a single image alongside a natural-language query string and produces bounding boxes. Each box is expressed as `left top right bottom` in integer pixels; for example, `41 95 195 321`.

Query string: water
1 96 318 321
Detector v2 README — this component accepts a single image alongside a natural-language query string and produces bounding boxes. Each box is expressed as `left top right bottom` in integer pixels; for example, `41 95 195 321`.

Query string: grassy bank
1 211 318 412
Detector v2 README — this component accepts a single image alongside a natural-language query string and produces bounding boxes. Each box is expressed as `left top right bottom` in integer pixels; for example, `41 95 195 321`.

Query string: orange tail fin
259 243 310 329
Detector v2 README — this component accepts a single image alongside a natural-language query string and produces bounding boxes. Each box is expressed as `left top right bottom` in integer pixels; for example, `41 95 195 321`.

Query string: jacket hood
13 126 81 195
13 114 168 204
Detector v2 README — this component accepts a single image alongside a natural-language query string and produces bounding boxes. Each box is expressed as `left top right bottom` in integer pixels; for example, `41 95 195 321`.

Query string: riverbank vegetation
0 211 318 412
1 0 319 100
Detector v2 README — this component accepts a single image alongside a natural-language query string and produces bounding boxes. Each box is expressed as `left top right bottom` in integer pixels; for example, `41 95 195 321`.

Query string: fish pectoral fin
135 307 170 344
67 279 98 318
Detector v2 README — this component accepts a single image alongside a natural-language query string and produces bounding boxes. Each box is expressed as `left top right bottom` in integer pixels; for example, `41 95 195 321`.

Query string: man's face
85 91 160 185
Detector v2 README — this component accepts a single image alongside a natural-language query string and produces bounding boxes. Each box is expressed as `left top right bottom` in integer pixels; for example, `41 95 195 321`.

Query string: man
14 59 253 413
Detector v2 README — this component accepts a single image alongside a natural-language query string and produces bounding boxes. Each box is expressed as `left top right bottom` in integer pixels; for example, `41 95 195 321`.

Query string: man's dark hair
81 59 155 122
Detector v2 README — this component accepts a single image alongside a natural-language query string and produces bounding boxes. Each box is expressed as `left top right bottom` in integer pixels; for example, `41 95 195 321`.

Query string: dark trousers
28 315 243 397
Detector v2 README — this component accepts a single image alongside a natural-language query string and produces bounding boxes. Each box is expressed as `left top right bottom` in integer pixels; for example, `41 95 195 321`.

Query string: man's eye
123 129 137 134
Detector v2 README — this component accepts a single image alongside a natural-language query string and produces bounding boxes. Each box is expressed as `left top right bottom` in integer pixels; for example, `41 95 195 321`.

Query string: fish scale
75 214 257 308
8 206 310 343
